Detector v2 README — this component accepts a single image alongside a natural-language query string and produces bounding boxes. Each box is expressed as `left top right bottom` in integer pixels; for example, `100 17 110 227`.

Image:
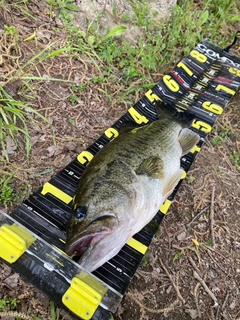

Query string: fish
65 103 200 272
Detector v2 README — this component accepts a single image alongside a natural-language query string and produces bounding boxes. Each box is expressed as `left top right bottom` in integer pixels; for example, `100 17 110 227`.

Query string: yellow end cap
62 277 102 319
181 170 187 179
0 225 27 263
160 199 172 214
190 145 201 154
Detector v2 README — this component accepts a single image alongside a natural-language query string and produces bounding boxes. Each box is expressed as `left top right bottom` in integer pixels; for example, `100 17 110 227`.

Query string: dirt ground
0 1 240 320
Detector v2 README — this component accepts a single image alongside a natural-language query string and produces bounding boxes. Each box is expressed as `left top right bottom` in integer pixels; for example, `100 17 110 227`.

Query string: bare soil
0 2 240 320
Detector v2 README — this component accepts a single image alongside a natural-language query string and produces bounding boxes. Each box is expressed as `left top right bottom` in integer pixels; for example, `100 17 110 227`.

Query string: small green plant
69 94 79 103
230 150 240 171
4 25 19 41
173 250 184 263
202 240 213 249
142 252 149 267
188 176 195 183
46 0 79 24
211 136 222 147
0 297 8 311
68 117 74 124
219 130 229 138
0 174 28 206
0 296 18 311
0 175 15 206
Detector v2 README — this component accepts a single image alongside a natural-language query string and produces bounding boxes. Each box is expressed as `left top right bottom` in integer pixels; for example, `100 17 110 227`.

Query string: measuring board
0 39 240 320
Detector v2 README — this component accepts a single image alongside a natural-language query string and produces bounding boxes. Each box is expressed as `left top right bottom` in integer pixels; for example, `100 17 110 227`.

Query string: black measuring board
0 39 240 320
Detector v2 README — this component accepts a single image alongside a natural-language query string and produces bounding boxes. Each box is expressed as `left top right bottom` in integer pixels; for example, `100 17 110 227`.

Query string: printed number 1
216 84 235 96
177 61 193 76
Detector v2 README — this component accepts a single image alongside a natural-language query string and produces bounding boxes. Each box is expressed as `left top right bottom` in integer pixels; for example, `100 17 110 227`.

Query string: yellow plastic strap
127 237 147 255
160 199 172 214
0 224 29 263
62 277 102 319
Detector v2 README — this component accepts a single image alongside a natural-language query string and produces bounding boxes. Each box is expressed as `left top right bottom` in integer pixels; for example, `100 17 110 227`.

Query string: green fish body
65 104 200 271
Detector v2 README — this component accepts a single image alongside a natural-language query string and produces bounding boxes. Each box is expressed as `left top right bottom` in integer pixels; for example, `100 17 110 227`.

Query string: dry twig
187 205 210 227
193 270 218 307
188 256 202 274
210 185 216 248
0 311 32 320
128 292 179 315
159 257 185 304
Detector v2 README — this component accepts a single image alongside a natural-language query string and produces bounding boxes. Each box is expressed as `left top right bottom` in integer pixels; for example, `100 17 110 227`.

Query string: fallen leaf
47 145 63 157
5 135 17 154
177 231 187 241
186 308 199 319
4 273 19 288
192 238 200 246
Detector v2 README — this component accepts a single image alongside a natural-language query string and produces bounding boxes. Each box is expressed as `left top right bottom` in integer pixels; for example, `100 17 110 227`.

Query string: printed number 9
202 101 223 115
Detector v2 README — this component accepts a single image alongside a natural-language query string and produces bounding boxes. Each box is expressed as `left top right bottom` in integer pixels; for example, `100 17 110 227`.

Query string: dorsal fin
155 102 196 127
119 122 141 135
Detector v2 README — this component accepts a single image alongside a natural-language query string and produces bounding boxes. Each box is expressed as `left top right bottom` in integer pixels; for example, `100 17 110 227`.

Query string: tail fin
155 101 195 127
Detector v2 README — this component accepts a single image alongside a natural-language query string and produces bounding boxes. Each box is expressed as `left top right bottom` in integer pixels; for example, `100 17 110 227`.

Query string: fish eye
75 206 87 220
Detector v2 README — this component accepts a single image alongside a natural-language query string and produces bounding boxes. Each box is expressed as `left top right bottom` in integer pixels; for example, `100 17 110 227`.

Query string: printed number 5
192 120 212 133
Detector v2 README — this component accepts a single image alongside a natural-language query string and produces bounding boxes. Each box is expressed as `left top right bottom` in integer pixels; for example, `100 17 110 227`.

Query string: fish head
65 202 120 259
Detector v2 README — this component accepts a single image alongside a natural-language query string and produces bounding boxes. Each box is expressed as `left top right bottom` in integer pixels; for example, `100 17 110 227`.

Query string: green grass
0 296 18 311
65 0 240 87
0 87 51 161
46 0 79 24
230 150 240 171
0 173 29 207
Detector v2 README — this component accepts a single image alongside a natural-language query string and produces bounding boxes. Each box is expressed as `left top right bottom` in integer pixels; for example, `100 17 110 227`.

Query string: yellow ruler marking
127 237 147 255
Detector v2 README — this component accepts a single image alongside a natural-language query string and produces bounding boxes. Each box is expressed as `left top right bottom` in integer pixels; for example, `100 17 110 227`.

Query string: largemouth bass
65 103 200 272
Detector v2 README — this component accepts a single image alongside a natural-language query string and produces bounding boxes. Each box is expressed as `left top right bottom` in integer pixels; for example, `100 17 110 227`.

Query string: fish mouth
65 229 112 257
65 213 118 258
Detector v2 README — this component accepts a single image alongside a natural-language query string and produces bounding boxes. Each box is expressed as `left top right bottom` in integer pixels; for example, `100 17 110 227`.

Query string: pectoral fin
178 128 200 155
163 169 183 199
136 156 165 179
119 122 141 135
